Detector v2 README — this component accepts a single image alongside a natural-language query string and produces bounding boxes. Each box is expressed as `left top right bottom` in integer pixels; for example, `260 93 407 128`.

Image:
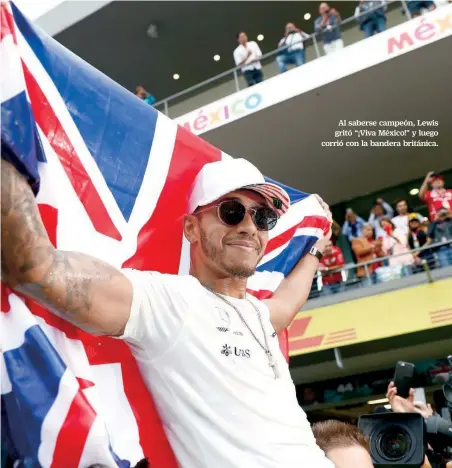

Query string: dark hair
395 199 412 211
379 217 395 229
312 420 370 454
395 199 407 205
373 201 384 209
236 31 246 39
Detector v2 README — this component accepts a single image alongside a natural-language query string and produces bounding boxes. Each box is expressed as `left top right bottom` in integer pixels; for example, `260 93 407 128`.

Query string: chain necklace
205 287 280 379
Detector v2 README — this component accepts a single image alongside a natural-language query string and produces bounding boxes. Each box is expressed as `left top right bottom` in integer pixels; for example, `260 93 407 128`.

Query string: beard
199 227 259 278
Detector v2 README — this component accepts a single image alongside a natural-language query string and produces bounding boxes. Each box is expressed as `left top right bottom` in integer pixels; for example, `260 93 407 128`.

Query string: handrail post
164 100 169 117
363 263 372 286
312 34 321 58
401 0 412 20
422 259 434 283
233 69 240 92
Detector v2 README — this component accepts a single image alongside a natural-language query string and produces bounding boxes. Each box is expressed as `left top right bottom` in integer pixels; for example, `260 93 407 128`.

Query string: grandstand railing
154 0 416 118
309 239 452 300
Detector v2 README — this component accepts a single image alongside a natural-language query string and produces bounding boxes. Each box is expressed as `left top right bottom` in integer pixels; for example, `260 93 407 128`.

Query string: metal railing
154 0 415 117
309 239 452 299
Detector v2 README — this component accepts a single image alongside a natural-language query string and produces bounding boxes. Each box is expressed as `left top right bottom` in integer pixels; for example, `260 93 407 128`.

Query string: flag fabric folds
0 2 330 467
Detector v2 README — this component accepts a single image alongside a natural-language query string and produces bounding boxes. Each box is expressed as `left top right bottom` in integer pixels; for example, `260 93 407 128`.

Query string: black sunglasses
200 199 278 231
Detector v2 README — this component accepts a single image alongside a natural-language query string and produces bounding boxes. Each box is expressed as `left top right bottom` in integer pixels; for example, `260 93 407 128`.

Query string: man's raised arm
1 159 132 336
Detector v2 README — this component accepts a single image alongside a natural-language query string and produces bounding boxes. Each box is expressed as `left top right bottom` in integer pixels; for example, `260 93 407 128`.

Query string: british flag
0 2 330 467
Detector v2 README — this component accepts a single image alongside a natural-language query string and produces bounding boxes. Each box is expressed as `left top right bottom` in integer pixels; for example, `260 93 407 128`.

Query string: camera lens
376 426 411 461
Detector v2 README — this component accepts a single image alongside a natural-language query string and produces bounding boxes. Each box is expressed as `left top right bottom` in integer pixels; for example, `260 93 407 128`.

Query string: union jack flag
0 2 330 467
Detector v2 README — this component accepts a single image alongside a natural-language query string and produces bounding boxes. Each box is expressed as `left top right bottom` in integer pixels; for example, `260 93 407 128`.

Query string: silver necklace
205 287 280 379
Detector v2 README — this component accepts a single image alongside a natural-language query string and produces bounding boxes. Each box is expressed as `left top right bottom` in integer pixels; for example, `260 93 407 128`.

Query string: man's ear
183 214 199 244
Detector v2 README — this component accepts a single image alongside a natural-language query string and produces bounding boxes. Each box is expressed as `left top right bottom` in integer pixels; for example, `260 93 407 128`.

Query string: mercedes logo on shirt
215 307 230 332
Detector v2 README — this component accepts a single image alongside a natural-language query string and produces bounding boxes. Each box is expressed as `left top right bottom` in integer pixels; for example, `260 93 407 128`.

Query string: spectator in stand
419 171 452 221
318 240 345 294
276 22 310 73
233 32 263 87
330 219 342 244
428 207 452 267
312 420 373 468
408 213 434 269
342 208 366 242
392 199 423 236
314 3 344 55
135 85 156 106
406 0 436 17
380 218 414 268
352 224 384 283
355 0 387 38
369 198 394 238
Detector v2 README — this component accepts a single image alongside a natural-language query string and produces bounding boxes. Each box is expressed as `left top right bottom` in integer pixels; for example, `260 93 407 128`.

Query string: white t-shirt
392 213 423 236
233 41 263 72
121 270 333 468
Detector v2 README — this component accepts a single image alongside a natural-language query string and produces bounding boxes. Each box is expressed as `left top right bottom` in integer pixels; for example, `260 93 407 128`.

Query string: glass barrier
153 0 427 119
308 239 452 300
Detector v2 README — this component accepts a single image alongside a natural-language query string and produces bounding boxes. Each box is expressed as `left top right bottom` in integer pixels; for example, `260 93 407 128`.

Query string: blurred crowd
314 171 452 296
135 0 448 99
233 0 442 87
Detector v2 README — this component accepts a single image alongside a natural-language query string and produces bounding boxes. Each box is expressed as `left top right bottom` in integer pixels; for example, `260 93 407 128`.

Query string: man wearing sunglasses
2 157 333 468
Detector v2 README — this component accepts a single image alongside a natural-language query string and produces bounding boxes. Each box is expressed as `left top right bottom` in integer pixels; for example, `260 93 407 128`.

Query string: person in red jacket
318 240 345 295
419 172 452 221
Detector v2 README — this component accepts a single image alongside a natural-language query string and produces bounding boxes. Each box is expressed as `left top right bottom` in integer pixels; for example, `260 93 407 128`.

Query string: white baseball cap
188 158 290 217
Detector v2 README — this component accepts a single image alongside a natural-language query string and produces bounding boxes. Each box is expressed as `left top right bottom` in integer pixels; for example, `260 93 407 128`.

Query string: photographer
276 22 310 73
314 2 344 55
428 207 452 267
386 382 452 468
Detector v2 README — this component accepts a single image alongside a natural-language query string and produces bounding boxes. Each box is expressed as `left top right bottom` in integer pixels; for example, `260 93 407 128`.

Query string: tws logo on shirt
221 344 251 359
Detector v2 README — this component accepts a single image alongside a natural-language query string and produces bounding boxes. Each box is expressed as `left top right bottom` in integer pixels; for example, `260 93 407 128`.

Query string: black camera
358 413 425 467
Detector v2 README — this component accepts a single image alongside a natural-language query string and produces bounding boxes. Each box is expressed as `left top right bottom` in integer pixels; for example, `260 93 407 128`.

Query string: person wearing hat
407 213 434 270
419 171 452 221
1 158 333 468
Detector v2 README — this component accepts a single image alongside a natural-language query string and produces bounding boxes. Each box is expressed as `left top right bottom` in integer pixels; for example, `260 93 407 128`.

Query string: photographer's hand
386 381 416 413
413 401 434 419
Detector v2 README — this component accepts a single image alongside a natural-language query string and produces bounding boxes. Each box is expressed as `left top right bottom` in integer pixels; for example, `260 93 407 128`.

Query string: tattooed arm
1 159 132 335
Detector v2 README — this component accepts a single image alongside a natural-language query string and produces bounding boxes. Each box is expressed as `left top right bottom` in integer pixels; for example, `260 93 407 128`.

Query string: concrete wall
160 6 408 118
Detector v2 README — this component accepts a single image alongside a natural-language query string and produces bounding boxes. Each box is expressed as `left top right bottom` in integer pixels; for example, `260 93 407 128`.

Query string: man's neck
202 277 248 299
191 265 248 299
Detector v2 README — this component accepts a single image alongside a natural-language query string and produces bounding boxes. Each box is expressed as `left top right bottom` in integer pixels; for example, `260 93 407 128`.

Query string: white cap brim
188 158 291 217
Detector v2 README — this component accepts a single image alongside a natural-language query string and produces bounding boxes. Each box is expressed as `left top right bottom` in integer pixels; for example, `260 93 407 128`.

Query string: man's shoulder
123 269 200 290
248 40 260 49
233 44 243 54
